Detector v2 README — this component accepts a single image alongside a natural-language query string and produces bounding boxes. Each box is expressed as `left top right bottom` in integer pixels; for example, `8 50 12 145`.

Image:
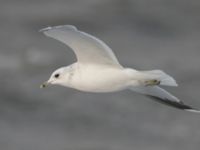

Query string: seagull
40 25 199 113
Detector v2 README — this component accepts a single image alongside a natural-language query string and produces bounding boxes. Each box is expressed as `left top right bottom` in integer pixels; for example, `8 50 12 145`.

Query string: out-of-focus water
1 0 200 150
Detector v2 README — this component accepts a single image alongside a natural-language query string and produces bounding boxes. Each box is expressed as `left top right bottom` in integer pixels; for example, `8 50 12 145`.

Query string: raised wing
130 86 200 113
40 25 122 67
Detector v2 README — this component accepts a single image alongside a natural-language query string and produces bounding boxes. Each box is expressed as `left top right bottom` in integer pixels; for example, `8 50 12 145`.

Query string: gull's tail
129 86 200 113
142 70 178 87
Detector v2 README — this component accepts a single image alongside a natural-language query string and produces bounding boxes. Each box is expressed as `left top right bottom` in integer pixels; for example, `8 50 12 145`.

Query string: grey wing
129 86 200 113
40 25 122 67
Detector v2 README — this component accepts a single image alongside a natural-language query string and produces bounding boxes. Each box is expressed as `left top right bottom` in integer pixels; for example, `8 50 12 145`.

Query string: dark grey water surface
1 0 200 150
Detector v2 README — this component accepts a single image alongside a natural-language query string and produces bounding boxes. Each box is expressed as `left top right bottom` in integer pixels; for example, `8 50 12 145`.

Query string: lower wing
129 86 200 113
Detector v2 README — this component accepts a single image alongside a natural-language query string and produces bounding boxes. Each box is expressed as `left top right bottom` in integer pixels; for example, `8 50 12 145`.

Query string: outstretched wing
129 86 200 113
40 25 122 67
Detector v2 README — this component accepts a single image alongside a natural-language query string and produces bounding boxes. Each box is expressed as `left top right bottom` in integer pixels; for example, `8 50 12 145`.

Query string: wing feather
129 86 200 112
40 25 122 67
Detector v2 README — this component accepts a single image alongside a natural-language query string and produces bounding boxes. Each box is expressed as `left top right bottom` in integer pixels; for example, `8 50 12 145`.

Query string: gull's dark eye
54 74 60 78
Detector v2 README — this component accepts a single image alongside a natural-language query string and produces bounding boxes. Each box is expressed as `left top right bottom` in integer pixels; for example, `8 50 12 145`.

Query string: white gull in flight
40 25 199 113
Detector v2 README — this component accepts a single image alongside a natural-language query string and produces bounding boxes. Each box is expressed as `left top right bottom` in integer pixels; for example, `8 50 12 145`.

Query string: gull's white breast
70 64 132 93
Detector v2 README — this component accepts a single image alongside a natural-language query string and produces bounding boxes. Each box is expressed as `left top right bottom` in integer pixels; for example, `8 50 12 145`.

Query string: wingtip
39 25 77 33
185 109 200 113
39 26 52 32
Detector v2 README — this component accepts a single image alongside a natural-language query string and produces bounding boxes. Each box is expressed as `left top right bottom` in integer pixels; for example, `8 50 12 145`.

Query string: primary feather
130 86 200 112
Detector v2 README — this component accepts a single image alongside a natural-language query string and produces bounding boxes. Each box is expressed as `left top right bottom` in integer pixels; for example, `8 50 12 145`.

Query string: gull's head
41 67 68 88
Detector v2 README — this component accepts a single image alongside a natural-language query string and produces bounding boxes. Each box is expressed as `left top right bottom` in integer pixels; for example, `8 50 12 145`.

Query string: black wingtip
184 109 200 113
147 95 200 113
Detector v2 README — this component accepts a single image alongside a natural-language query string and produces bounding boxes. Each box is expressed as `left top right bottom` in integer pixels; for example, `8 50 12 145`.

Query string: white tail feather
143 70 178 87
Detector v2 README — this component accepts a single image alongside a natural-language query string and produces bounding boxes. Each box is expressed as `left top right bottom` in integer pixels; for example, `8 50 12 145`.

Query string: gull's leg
144 79 161 86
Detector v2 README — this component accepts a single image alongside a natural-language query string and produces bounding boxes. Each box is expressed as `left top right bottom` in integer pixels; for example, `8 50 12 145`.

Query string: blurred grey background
1 0 200 150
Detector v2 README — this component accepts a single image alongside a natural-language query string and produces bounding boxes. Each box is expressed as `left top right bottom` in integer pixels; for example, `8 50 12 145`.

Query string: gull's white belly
70 66 132 92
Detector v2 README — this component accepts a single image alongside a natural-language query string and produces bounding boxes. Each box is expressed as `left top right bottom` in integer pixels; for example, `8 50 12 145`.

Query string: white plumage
40 25 199 113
